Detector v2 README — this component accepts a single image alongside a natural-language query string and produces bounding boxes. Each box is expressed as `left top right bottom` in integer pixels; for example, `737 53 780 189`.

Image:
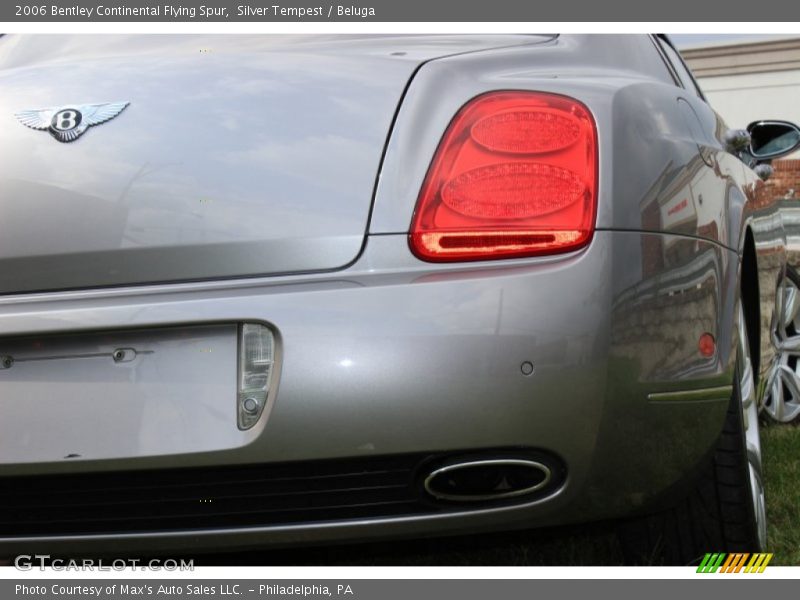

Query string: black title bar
4 0 800 22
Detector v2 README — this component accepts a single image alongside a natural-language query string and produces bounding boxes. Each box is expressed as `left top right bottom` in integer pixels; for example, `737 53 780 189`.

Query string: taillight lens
409 91 597 262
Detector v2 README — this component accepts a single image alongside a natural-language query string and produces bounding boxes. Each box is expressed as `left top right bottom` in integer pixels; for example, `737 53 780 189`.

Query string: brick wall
769 159 800 200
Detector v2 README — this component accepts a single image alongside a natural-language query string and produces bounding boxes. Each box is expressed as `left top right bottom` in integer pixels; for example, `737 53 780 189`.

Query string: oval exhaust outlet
423 459 552 502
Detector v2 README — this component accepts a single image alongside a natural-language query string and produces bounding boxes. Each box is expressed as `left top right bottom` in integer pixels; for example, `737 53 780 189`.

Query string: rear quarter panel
370 34 747 514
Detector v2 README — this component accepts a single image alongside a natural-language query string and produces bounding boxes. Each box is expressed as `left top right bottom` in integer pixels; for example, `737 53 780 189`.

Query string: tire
618 302 767 565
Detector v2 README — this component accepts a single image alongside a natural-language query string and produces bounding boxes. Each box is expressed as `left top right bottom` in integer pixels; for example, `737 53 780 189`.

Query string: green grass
205 422 800 566
761 421 800 565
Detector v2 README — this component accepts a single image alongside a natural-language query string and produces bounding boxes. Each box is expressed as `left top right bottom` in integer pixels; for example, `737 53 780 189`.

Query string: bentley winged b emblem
14 101 130 143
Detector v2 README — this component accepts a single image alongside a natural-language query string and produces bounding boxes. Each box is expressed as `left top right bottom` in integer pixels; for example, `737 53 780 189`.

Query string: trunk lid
0 34 548 294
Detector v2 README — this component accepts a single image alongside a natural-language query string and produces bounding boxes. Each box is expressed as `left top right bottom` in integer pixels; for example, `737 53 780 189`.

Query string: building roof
682 36 800 78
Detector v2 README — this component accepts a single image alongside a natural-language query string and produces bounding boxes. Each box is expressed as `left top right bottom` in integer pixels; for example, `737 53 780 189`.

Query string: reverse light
237 323 275 430
409 91 598 262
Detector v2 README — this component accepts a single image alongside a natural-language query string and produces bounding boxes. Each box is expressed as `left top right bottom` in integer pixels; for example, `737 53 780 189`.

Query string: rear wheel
618 302 766 565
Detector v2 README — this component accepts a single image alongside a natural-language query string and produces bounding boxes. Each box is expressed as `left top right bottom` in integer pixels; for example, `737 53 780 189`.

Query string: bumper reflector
237 323 275 430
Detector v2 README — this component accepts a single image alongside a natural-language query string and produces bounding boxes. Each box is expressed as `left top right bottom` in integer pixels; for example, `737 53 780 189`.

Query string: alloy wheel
765 272 800 422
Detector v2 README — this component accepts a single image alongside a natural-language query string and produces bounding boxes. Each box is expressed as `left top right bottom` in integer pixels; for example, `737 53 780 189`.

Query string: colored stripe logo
697 553 773 573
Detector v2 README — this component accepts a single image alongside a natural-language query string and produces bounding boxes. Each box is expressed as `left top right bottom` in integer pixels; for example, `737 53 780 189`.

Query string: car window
655 37 705 100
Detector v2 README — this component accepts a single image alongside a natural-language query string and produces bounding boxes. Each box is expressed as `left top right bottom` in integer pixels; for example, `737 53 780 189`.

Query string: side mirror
747 120 800 160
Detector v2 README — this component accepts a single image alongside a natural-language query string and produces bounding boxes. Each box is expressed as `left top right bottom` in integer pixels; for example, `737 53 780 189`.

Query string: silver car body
0 34 789 554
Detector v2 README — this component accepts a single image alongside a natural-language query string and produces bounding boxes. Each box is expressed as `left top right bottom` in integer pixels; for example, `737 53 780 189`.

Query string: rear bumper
0 230 738 554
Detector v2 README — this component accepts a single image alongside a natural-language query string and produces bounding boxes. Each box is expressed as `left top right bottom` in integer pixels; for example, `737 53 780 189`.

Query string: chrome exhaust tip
423 458 553 502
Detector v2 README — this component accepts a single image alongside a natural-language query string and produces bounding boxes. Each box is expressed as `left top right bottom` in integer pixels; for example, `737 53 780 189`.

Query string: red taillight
409 91 598 262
